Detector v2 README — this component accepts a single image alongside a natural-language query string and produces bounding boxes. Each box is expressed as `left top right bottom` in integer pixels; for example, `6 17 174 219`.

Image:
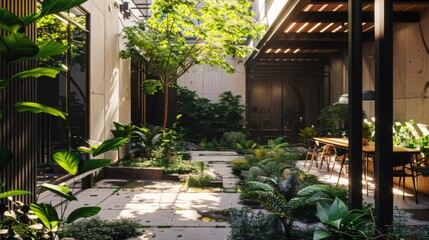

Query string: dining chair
329 146 348 185
406 153 429 199
317 144 336 172
392 152 418 204
304 139 320 168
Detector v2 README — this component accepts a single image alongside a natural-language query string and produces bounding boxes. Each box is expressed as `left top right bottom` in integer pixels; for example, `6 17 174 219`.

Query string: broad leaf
0 79 10 90
40 183 77 201
0 8 24 33
15 102 67 119
92 137 129 156
53 151 80 175
29 203 59 231
0 190 31 199
313 229 332 240
79 159 111 175
0 33 38 61
12 67 63 79
77 146 93 154
0 147 13 169
41 0 87 17
21 12 41 26
66 206 100 223
18 41 69 61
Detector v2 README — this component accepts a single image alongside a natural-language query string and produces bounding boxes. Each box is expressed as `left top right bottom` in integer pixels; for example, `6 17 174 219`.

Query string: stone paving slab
128 227 231 240
175 192 242 210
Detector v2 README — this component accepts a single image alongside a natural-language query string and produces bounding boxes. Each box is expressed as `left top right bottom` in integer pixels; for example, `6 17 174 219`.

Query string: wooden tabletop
313 137 420 154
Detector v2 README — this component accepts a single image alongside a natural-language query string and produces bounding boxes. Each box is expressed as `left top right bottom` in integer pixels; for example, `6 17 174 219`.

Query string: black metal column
374 0 393 228
348 0 363 210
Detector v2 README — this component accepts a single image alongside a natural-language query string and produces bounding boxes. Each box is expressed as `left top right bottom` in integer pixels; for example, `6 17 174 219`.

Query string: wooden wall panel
0 0 38 204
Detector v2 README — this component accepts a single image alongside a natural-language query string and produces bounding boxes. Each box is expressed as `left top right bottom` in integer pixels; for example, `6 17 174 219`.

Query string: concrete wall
82 0 131 160
177 57 246 103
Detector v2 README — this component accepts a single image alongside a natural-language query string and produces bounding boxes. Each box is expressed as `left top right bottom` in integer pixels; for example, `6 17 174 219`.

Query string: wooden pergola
245 0 429 228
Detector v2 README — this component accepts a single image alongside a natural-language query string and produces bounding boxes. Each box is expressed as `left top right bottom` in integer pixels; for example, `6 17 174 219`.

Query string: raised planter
104 166 163 180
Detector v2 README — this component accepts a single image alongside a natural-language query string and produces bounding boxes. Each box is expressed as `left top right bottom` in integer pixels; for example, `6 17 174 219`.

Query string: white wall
82 0 131 160
177 57 246 103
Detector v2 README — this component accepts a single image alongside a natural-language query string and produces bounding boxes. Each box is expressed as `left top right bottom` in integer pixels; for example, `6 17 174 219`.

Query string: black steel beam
296 11 419 23
374 0 394 230
348 0 363 211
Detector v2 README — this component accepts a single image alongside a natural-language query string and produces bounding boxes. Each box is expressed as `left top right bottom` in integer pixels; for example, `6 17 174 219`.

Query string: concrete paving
40 151 244 240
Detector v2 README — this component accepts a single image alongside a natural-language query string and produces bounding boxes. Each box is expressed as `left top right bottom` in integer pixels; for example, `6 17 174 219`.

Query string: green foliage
317 104 349 137
229 208 283 240
244 173 303 237
223 131 247 149
264 136 289 151
120 0 264 127
188 173 215 188
288 184 348 223
298 126 318 144
0 1 85 114
177 87 247 142
15 101 67 119
313 198 374 240
59 217 142 240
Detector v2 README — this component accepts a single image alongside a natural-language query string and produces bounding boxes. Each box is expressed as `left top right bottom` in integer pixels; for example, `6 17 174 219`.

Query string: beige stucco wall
82 0 131 160
329 8 429 123
177 57 246 103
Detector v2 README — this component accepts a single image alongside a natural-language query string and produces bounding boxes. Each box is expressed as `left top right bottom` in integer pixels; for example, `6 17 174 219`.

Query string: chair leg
411 170 418 204
307 153 317 171
336 160 345 186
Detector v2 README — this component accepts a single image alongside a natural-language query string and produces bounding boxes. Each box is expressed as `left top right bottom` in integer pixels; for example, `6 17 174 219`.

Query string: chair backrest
307 139 317 148
321 144 335 155
391 152 413 167
334 146 347 157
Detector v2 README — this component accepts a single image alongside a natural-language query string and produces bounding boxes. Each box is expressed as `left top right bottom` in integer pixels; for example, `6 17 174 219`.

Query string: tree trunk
163 83 169 128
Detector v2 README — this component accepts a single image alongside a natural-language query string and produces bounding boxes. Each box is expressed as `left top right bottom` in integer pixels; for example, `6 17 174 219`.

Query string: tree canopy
120 0 265 127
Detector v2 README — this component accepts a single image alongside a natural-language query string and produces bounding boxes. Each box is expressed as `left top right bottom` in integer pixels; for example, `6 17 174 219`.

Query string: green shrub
229 208 283 240
59 217 142 240
188 173 215 188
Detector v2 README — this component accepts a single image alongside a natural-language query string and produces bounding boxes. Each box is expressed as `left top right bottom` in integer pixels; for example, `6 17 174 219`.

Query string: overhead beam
278 32 374 42
262 52 341 59
296 11 419 23
269 40 346 49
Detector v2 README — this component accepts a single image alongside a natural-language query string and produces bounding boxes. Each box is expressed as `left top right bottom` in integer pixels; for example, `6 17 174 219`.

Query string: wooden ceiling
251 0 429 64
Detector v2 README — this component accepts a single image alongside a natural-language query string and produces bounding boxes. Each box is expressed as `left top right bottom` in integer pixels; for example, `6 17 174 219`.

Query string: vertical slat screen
0 0 38 204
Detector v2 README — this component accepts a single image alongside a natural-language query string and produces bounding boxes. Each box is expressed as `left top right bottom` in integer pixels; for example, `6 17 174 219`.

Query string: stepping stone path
40 151 245 240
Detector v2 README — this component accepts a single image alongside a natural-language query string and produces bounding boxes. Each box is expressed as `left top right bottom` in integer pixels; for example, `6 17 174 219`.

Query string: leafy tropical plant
317 104 349 137
0 0 87 117
229 208 283 240
298 126 318 145
288 184 348 223
264 137 289 151
313 198 374 240
244 172 302 237
0 136 124 239
119 0 265 128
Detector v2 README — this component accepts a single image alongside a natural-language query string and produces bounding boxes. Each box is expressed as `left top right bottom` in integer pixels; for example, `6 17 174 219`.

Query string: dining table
313 137 420 154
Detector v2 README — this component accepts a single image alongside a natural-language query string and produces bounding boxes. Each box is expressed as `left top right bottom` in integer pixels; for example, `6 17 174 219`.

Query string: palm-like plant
133 125 162 158
245 172 302 237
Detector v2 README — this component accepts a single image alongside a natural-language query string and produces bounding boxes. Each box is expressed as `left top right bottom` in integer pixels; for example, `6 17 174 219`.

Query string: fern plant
245 172 302 237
